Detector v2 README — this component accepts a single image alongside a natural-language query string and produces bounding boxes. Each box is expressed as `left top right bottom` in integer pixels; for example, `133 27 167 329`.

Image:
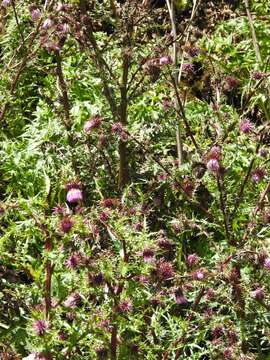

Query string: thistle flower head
64 292 82 308
2 0 10 7
65 253 81 269
33 319 48 336
206 158 220 173
142 248 155 263
193 269 205 280
223 347 233 359
182 63 194 75
66 183 83 203
251 287 264 301
84 116 102 133
264 257 270 270
224 76 240 91
99 211 109 222
159 55 172 65
42 18 53 30
118 299 133 312
60 216 74 233
240 118 253 134
252 71 264 80
187 253 199 267
29 6 41 21
252 168 266 183
157 259 174 280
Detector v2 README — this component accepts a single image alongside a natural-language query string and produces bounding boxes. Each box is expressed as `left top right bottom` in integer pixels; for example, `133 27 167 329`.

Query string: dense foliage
0 0 269 359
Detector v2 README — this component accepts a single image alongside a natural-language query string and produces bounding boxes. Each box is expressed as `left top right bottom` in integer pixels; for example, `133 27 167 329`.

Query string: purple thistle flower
84 116 102 133
212 325 223 339
187 46 200 57
159 55 172 65
227 330 238 345
42 18 53 30
66 183 83 203
99 211 109 222
33 319 48 336
187 253 199 267
2 0 10 7
208 145 221 161
252 168 266 183
207 158 220 173
264 257 270 270
193 269 205 280
251 287 264 301
142 248 155 263
60 216 74 233
157 260 174 280
175 289 188 305
65 253 81 269
223 347 233 359
182 63 194 75
162 98 171 111
111 122 124 135
64 292 82 308
224 76 240 91
29 6 41 21
240 118 253 134
118 299 133 313
252 71 264 80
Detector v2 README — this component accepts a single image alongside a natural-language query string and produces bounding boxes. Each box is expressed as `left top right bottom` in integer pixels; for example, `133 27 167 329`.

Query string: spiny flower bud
156 260 174 280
